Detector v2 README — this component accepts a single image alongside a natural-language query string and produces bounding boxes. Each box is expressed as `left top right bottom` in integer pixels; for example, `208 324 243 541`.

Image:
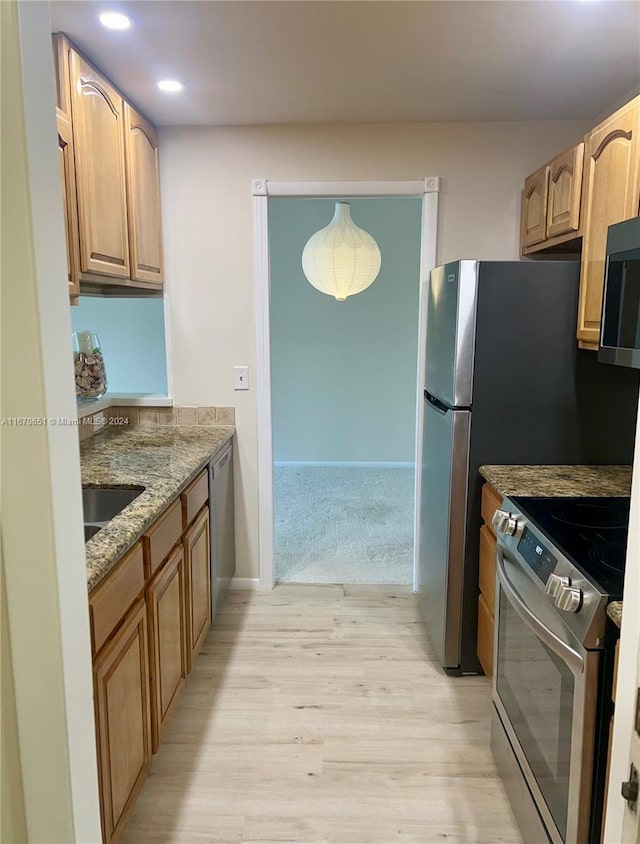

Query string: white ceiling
50 0 640 127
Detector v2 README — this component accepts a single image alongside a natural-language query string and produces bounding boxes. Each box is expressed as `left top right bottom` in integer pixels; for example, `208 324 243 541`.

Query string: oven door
493 545 599 844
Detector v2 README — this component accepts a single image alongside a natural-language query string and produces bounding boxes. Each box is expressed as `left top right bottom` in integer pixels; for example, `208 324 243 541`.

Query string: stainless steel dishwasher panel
209 442 235 619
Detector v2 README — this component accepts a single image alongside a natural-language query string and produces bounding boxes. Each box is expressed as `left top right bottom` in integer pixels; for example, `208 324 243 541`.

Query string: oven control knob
505 517 519 536
556 586 583 613
545 573 571 597
492 510 518 536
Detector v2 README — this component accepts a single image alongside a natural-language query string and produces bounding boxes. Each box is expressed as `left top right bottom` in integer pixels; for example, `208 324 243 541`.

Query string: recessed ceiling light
158 80 184 93
99 11 132 30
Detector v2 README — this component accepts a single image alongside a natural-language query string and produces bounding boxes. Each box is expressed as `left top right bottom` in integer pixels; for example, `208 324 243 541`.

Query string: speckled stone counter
479 465 632 499
607 601 623 629
81 425 234 591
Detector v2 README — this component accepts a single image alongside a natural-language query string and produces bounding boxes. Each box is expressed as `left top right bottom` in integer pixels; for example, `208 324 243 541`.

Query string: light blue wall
71 297 168 394
269 197 422 463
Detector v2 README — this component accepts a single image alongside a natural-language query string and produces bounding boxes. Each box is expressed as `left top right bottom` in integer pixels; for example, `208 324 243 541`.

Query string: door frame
252 178 440 590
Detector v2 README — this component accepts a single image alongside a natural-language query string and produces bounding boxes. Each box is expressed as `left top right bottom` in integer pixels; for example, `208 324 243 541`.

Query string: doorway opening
269 196 421 584
253 179 439 589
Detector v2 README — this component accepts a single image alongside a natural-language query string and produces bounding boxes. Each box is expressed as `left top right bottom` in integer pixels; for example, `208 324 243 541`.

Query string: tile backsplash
78 405 235 441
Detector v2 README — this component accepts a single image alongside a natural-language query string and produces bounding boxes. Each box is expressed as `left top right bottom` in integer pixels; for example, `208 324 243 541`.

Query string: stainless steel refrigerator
418 260 639 675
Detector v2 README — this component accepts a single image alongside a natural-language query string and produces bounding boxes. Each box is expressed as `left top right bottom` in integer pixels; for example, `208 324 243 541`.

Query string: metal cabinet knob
545 573 570 597
555 585 583 613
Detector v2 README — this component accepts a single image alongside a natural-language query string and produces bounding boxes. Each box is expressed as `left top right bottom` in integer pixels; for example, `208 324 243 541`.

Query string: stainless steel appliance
599 216 640 370
208 442 235 619
418 260 639 674
491 496 629 844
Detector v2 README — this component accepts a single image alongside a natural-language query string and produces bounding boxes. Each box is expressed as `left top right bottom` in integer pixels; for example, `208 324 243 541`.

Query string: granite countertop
479 465 632 499
81 425 234 591
607 601 623 629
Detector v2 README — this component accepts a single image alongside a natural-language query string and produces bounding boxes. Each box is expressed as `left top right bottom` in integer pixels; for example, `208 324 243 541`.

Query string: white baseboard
228 577 261 591
274 461 414 469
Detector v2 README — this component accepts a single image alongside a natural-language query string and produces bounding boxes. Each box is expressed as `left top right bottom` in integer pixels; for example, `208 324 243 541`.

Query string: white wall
2 2 101 839
159 120 589 578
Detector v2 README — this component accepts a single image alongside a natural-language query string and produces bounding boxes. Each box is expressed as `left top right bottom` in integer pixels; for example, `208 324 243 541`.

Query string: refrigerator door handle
425 390 449 414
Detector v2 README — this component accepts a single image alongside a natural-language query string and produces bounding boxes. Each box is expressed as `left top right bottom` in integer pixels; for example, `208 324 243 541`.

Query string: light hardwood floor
123 585 523 843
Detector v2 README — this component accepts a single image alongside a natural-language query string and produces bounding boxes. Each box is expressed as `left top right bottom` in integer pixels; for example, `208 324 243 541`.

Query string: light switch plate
233 366 249 390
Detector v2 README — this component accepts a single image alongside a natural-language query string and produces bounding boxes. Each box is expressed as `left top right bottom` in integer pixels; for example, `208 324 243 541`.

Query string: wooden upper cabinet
547 143 584 238
70 50 130 280
577 99 640 347
124 104 164 286
56 108 80 299
520 165 549 247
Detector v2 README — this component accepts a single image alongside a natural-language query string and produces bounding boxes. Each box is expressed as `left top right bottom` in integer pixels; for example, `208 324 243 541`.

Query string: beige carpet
274 465 414 584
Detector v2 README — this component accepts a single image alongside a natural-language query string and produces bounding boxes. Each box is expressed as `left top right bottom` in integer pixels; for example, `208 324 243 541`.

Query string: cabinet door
56 108 80 299
477 594 494 678
547 143 584 238
183 507 211 671
124 103 163 286
147 545 187 752
578 99 640 347
94 599 151 843
70 51 130 280
520 165 549 248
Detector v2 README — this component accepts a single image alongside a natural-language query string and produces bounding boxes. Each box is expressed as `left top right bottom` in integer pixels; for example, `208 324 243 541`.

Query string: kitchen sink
82 486 144 525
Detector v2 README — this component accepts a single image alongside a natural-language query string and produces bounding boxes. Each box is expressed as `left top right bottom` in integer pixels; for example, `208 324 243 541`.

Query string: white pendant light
301 201 381 301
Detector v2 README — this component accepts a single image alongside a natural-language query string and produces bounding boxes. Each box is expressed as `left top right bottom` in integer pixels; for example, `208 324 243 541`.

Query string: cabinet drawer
89 542 144 655
143 498 182 578
478 525 497 617
477 594 494 678
181 469 209 530
481 483 503 534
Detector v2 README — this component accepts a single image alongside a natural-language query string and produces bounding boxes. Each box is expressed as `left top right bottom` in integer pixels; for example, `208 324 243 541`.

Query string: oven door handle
497 547 584 675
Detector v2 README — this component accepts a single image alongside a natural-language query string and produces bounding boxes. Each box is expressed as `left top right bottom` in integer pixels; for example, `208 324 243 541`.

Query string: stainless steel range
491 496 630 844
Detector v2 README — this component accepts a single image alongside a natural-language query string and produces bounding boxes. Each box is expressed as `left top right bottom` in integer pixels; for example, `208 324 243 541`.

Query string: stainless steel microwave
599 216 640 369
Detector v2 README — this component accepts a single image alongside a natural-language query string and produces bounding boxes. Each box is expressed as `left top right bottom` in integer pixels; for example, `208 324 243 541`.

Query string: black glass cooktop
511 496 631 597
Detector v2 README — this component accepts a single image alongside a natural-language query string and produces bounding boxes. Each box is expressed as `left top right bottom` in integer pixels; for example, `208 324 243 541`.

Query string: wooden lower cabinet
91 477 216 841
477 483 502 678
94 599 152 844
147 545 187 752
478 525 497 617
477 594 494 678
183 506 212 670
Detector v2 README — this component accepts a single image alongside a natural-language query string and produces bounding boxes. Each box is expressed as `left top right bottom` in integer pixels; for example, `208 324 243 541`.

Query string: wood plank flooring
123 585 522 843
